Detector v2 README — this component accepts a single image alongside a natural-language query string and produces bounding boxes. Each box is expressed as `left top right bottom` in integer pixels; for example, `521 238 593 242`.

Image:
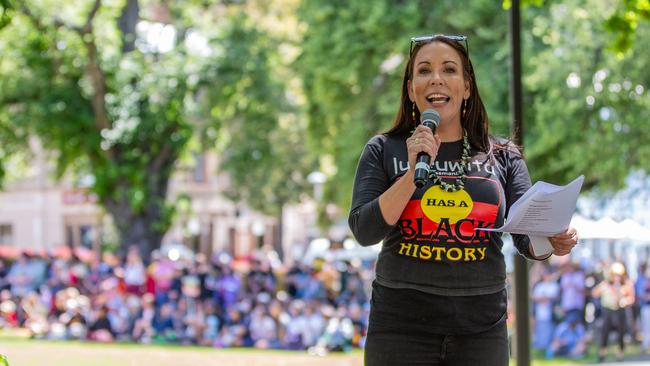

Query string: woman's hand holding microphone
407 125 440 175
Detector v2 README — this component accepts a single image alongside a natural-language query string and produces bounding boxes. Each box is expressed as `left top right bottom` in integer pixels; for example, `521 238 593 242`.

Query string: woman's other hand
549 227 579 256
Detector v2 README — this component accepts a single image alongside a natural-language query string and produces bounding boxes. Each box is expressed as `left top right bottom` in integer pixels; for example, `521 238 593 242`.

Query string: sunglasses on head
409 34 469 56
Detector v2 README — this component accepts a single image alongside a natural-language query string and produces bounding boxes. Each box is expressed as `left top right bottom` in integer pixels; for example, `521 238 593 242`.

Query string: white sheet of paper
527 236 554 257
478 175 584 257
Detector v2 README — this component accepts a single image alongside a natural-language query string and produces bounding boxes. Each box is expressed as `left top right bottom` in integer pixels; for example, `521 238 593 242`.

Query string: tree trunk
106 205 163 261
275 207 284 260
118 0 139 53
103 152 176 262
103 196 159 262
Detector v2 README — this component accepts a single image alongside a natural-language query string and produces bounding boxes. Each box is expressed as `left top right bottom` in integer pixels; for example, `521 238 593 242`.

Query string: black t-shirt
349 132 539 333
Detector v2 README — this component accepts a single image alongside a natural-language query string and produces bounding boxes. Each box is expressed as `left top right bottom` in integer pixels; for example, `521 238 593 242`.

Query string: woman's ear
407 79 414 102
464 79 471 99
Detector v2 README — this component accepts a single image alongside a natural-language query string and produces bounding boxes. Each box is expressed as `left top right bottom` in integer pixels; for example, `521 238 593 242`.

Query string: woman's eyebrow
416 60 458 66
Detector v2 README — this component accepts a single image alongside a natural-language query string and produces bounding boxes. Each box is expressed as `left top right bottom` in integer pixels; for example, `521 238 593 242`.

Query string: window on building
0 224 13 245
80 225 95 248
193 152 206 183
66 225 75 247
65 223 96 248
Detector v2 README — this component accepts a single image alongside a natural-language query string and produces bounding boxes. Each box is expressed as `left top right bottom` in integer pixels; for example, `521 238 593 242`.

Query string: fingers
407 136 437 155
549 226 579 256
413 124 436 144
407 125 439 159
551 227 578 240
550 245 570 256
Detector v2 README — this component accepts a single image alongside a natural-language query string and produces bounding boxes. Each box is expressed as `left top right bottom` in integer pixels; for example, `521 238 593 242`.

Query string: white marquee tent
570 214 650 245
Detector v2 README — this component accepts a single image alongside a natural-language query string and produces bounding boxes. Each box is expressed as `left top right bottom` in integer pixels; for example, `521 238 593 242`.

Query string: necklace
429 130 471 192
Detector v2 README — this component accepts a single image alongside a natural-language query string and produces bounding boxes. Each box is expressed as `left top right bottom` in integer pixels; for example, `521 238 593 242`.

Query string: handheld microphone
413 109 440 188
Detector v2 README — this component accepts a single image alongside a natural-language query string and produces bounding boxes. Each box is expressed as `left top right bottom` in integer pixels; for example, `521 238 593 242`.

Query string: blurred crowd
2 244 650 361
528 257 650 362
0 246 373 354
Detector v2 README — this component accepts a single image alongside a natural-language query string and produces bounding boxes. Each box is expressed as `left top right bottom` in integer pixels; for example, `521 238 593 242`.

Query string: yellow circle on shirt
420 186 474 224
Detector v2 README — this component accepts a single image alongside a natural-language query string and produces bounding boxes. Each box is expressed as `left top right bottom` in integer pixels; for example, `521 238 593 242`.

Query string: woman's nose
430 71 444 85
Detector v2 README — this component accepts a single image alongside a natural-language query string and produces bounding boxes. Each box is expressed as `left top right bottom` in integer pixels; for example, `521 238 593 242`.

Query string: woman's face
408 41 470 128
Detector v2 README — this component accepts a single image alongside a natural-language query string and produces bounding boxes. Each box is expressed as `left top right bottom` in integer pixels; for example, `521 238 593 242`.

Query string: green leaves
503 0 547 9
295 0 513 215
522 0 650 189
604 0 650 55
2 0 650 242
0 0 13 29
0 1 257 255
296 0 650 215
203 11 314 216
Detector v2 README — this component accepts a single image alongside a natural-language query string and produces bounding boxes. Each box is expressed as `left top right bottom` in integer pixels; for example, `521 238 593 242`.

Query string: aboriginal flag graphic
397 175 504 246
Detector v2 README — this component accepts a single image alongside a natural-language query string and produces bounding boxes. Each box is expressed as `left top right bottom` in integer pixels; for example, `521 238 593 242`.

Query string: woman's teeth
427 95 450 104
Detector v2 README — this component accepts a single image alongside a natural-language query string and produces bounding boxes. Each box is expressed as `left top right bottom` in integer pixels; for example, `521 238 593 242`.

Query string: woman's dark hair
384 36 491 153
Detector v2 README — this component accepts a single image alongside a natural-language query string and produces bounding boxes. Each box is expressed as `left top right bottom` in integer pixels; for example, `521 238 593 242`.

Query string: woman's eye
417 68 430 75
444 67 456 73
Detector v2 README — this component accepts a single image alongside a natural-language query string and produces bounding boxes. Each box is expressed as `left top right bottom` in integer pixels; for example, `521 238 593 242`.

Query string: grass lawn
1 334 362 366
511 344 647 365
0 332 640 366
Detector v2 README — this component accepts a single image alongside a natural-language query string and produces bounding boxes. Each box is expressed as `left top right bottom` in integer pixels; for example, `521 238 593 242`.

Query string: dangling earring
412 102 416 124
462 99 467 118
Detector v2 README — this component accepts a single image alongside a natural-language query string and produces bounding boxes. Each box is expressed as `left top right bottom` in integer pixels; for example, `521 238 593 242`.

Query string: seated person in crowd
89 306 114 342
545 312 588 359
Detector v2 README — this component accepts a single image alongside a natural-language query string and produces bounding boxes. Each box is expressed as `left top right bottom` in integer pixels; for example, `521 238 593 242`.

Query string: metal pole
509 1 531 365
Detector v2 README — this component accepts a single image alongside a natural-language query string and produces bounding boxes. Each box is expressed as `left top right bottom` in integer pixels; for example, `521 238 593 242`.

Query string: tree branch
82 36 111 132
118 0 139 53
20 2 79 32
74 0 111 133
150 123 180 173
83 0 102 33
18 3 47 32
20 2 111 133
151 142 173 173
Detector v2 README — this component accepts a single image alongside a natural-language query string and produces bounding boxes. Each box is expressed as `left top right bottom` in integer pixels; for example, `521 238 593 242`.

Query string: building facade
0 141 317 263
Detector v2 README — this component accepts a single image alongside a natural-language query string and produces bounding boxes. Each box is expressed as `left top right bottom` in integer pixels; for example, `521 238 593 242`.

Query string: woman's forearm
378 170 417 226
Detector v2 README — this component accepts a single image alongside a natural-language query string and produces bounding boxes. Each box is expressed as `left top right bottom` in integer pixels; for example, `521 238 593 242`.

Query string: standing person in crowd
592 262 635 362
302 301 326 348
560 261 586 322
149 250 176 304
0 259 9 292
635 262 650 354
532 270 560 350
348 33 579 366
123 247 146 295
215 264 240 311
282 300 307 350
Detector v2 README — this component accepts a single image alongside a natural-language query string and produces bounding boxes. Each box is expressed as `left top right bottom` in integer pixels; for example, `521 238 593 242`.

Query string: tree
296 0 650 222
585 0 649 55
0 0 289 259
198 4 316 253
0 0 12 29
521 0 650 189
204 0 315 218
508 0 650 55
295 0 512 217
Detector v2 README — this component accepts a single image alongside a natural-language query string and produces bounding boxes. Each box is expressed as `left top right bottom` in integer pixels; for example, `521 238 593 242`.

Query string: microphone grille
421 109 440 127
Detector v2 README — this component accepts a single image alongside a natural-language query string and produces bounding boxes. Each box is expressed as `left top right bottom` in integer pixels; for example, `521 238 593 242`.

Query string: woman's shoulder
489 135 524 160
366 132 407 148
366 134 387 145
489 135 523 153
